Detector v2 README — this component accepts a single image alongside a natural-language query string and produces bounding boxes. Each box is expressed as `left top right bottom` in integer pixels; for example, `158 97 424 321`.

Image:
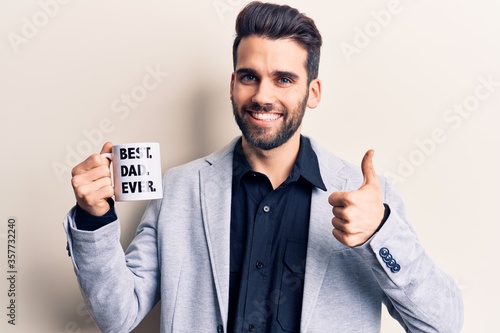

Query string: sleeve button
379 247 389 257
391 263 401 273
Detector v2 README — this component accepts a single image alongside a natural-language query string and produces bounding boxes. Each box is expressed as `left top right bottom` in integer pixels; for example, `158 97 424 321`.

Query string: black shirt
228 136 326 333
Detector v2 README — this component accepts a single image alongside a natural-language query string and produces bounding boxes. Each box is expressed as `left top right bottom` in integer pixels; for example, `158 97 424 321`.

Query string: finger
71 142 113 176
72 153 110 176
360 149 378 188
328 191 349 207
331 216 346 230
100 141 113 155
75 178 114 213
332 227 348 244
331 206 348 221
75 176 113 200
71 164 111 188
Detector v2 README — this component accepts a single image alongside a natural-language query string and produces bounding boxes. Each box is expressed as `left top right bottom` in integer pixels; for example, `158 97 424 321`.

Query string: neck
242 132 301 189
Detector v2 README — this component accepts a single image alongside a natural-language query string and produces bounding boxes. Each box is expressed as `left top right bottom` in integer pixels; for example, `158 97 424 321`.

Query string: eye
240 75 257 83
277 77 292 85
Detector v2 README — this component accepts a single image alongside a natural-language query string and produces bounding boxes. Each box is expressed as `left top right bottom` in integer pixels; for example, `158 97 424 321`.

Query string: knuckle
71 165 79 177
328 194 337 205
70 176 79 189
88 153 106 166
344 192 355 205
89 153 101 162
99 165 111 177
103 186 114 198
340 208 351 221
76 187 90 202
81 193 97 207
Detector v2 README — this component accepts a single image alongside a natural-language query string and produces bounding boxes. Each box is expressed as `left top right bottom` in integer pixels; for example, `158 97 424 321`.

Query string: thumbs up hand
328 150 385 247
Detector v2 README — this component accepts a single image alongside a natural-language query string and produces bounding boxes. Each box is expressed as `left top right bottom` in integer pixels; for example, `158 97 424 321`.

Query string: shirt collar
232 138 253 193
232 135 327 192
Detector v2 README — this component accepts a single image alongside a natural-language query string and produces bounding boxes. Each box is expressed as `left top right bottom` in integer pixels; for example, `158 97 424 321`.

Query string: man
64 2 463 332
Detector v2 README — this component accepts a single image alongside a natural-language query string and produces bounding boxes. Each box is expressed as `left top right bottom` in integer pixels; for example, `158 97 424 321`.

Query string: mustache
245 102 274 112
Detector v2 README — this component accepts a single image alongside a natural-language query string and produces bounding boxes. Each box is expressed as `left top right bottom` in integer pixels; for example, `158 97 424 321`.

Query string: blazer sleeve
63 198 162 333
353 178 464 333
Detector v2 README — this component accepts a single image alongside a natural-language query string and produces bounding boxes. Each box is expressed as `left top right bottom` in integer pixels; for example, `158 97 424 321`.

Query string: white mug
102 142 163 201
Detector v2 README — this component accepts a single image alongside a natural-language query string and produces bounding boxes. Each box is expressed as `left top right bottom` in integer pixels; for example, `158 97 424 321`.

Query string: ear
230 72 235 99
306 78 322 109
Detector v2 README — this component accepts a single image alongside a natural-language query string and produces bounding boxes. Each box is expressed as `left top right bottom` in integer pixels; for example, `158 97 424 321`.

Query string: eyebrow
235 68 258 77
235 68 300 80
272 70 299 80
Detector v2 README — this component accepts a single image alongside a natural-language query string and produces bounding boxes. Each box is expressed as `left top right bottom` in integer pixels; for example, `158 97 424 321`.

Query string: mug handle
101 153 112 160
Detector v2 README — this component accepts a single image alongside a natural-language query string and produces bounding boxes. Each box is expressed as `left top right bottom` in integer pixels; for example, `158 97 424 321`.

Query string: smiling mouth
248 111 283 121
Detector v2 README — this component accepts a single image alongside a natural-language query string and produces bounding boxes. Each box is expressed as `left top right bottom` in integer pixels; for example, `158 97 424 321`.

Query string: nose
251 78 276 106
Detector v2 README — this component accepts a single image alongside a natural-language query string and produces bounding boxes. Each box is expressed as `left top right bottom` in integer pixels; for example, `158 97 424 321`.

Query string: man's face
230 36 320 150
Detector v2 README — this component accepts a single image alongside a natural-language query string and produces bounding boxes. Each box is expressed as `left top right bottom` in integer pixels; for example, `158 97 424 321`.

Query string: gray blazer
64 137 463 333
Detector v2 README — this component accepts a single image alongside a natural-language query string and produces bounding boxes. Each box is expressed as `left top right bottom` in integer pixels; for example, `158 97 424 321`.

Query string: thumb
100 141 113 155
360 149 378 188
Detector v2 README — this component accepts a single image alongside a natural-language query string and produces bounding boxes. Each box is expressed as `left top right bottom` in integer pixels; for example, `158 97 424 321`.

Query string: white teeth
250 112 281 121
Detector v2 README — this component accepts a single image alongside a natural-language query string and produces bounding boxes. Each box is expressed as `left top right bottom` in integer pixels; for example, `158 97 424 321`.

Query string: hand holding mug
71 142 114 216
71 142 163 216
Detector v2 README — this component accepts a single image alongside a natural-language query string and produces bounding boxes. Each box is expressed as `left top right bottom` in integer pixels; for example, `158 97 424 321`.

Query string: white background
0 0 499 332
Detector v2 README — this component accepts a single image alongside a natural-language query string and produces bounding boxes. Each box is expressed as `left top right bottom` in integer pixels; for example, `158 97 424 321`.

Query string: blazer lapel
199 140 236 326
301 140 351 332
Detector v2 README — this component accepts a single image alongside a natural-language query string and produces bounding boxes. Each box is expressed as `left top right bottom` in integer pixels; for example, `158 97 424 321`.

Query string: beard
232 93 308 150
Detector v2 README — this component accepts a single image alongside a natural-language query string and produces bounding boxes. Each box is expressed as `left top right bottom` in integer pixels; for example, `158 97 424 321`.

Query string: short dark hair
232 1 322 84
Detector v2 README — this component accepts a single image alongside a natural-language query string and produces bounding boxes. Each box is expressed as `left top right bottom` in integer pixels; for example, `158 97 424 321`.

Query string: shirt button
256 261 264 269
263 205 270 213
248 324 255 332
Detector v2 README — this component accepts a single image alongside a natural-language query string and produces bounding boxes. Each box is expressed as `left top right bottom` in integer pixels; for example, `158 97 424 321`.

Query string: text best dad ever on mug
102 142 163 201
